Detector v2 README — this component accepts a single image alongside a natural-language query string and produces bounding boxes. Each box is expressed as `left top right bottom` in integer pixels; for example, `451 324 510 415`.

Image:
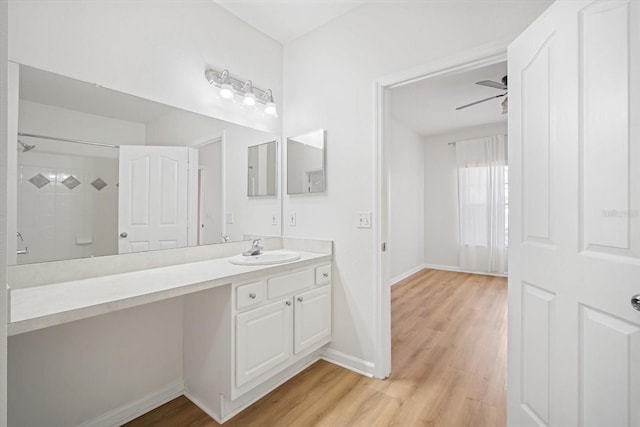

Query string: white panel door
118 146 189 253
235 299 292 388
508 1 640 426
294 285 331 354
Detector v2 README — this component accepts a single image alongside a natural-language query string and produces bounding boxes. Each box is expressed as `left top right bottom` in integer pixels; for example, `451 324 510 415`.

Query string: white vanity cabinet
235 298 293 388
184 262 332 423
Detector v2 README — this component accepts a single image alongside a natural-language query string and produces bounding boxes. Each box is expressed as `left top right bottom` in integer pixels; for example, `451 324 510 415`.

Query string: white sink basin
229 250 301 266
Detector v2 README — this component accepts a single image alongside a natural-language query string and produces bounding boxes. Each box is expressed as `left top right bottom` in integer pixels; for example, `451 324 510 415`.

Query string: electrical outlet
225 213 234 224
271 212 278 226
357 211 371 228
289 212 297 227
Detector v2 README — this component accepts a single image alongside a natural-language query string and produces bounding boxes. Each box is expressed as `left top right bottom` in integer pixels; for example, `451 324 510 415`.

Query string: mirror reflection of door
196 140 223 245
247 141 277 197
306 169 324 193
118 145 190 254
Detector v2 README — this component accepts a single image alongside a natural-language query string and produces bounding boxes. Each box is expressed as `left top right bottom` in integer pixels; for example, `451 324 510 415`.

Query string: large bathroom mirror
247 141 277 197
286 129 326 194
10 65 282 265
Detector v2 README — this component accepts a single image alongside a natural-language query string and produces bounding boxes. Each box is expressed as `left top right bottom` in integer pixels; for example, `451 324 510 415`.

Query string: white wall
8 0 282 135
282 1 551 370
7 299 183 427
423 123 508 270
388 118 424 283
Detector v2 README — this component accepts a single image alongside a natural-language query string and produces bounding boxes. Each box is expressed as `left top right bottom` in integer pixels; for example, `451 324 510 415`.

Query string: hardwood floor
125 269 508 427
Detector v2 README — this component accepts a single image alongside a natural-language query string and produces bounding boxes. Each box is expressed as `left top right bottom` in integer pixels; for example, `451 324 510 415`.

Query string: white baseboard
390 264 426 286
183 391 225 425
78 380 184 427
321 347 375 378
424 263 507 278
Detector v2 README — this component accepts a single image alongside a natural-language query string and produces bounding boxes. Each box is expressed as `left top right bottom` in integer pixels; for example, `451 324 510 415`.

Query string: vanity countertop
9 250 331 336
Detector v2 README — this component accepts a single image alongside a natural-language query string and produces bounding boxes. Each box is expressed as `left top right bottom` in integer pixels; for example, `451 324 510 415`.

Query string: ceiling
390 61 508 138
213 0 368 44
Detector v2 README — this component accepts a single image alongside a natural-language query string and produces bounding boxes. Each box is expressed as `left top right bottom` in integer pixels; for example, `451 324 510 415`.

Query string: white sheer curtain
455 135 507 274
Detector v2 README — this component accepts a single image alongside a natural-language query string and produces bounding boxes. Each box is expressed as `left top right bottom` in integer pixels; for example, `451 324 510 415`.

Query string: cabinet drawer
267 269 314 299
315 264 331 285
236 281 265 310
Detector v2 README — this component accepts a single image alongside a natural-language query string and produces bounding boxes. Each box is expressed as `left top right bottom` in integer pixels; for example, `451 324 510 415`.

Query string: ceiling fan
456 75 508 112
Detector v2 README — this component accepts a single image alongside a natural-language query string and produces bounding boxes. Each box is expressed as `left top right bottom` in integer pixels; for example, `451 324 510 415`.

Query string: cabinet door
294 286 331 355
236 299 292 388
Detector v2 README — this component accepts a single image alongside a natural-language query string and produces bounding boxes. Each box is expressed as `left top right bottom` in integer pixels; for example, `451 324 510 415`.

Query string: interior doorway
191 135 224 246
374 43 509 378
387 61 508 282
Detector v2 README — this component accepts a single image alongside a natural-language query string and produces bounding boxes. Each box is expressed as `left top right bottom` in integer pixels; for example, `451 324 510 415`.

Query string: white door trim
373 38 510 379
189 133 226 241
0 2 9 424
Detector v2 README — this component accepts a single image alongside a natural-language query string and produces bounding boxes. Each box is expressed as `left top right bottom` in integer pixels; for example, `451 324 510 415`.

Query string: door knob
632 294 640 312
120 232 128 238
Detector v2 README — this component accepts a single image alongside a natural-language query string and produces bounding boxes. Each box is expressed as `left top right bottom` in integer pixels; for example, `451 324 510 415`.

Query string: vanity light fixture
242 80 257 107
204 67 277 117
218 70 234 100
264 89 278 118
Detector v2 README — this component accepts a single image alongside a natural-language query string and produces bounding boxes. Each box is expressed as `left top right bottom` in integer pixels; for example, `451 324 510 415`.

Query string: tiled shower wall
17 150 118 264
16 99 146 264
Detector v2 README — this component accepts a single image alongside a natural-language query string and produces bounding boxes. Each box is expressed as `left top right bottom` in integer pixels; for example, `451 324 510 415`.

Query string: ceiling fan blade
456 93 507 110
476 80 507 90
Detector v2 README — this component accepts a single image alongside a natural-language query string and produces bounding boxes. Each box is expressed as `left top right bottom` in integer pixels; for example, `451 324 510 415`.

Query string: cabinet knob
249 293 256 299
323 272 329 278
120 232 128 238
285 301 292 306
297 297 304 302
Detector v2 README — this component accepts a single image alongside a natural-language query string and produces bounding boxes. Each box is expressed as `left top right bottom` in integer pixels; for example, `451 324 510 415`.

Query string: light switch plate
225 213 234 224
271 212 278 226
357 211 371 228
289 211 296 227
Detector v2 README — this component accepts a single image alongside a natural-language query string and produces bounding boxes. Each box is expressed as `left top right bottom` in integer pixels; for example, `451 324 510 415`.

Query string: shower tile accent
28 173 50 189
61 175 81 190
90 177 107 191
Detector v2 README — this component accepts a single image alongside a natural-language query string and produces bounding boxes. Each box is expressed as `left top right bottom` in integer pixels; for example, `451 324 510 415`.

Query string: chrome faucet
221 233 231 243
243 239 263 256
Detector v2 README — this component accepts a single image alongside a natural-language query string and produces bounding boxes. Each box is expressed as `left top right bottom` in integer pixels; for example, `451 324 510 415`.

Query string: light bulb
264 101 278 117
219 83 234 100
243 91 256 107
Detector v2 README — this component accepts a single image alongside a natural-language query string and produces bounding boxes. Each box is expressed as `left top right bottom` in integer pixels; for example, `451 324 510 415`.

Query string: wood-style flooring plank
124 269 507 427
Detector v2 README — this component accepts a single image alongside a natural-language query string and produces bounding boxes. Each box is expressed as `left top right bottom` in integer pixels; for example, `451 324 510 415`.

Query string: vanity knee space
183 262 332 423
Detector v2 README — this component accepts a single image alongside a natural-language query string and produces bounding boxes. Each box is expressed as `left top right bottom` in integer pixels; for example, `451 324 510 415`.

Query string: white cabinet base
187 350 326 424
184 262 332 424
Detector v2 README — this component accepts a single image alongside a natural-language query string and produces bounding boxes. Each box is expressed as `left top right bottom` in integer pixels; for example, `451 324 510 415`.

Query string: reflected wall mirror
247 141 277 197
286 129 326 194
10 65 282 265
